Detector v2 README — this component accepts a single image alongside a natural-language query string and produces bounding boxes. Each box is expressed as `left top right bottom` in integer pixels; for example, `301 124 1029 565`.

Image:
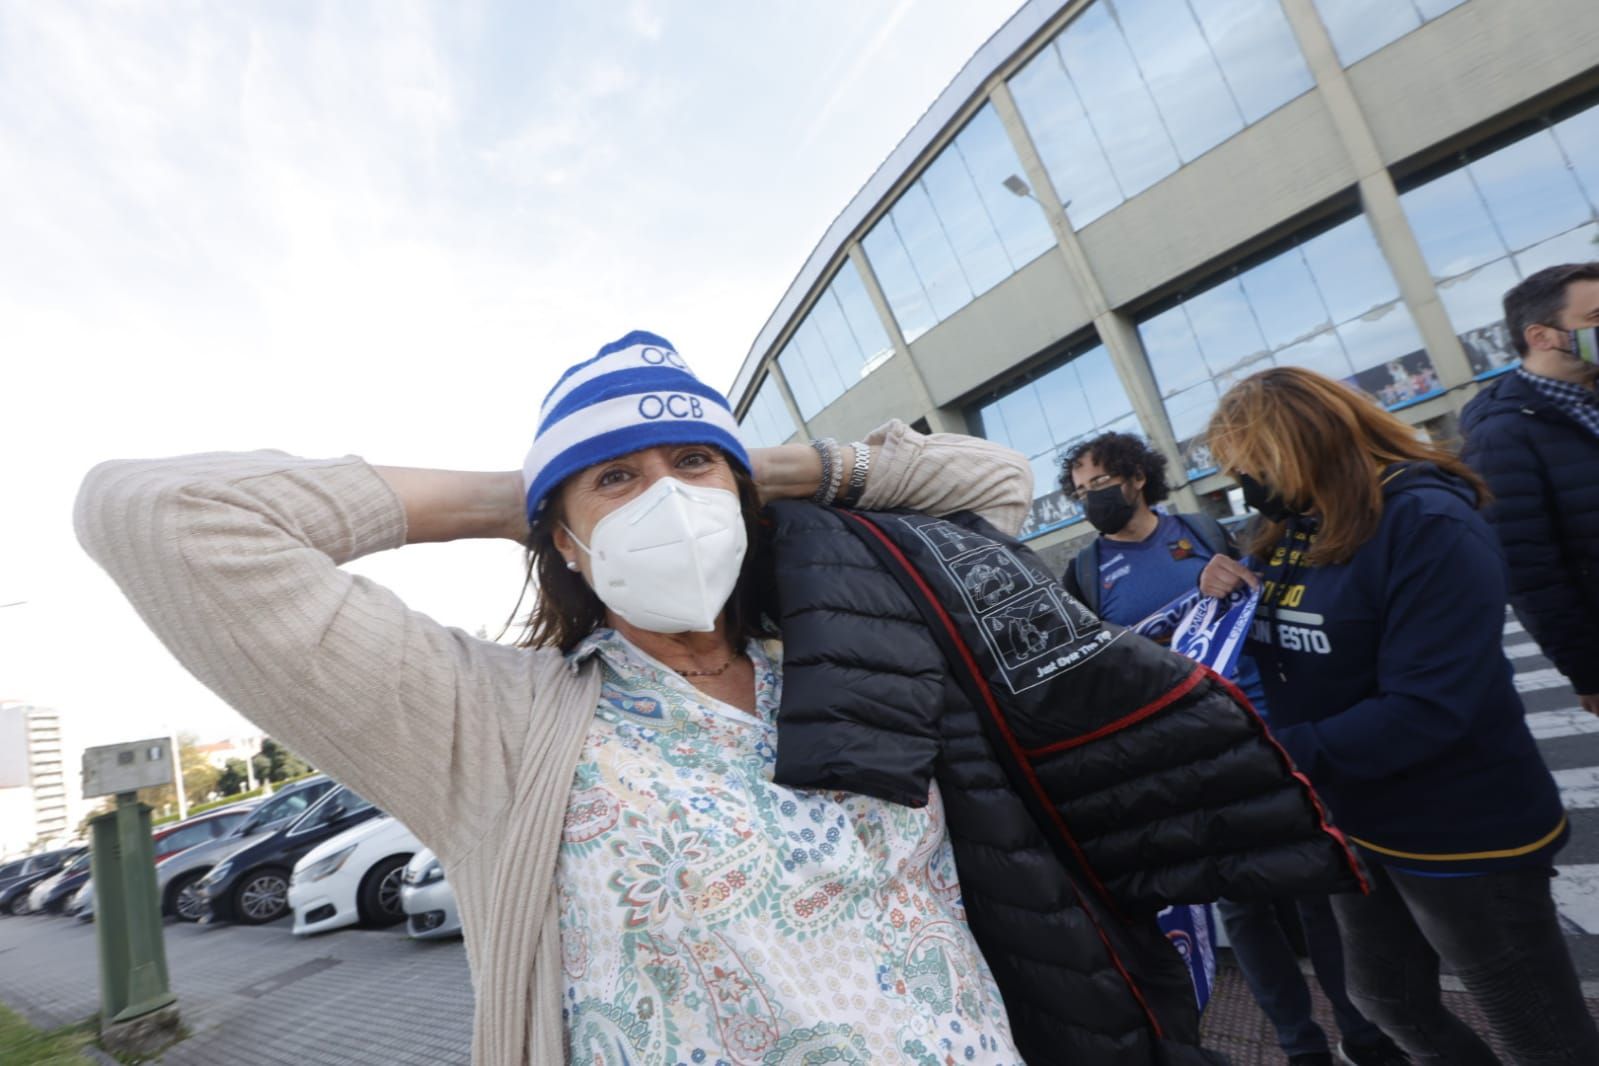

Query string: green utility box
89 794 177 1023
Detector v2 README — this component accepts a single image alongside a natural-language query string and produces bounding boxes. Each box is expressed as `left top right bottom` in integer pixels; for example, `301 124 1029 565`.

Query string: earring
565 560 580 572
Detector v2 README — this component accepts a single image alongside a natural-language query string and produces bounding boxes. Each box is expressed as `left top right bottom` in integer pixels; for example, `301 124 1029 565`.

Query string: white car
287 814 419 936
400 848 460 940
69 880 92 921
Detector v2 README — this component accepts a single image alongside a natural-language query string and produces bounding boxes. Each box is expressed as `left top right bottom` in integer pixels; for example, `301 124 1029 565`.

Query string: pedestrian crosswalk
1530 708 1599 740
1517 666 1578 692
1556 767 1599 809
1505 614 1599 975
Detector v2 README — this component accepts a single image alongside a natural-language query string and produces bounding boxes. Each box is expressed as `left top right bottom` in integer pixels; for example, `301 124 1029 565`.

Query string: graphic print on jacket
911 518 1117 692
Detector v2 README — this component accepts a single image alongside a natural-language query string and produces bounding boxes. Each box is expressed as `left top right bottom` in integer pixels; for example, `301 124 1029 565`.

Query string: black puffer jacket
764 502 1364 1066
1462 371 1599 693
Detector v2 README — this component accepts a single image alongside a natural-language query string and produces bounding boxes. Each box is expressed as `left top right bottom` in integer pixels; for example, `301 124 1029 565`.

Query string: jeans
1330 863 1599 1065
1217 894 1384 1056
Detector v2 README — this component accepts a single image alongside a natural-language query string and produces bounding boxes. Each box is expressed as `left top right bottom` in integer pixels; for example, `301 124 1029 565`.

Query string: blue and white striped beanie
522 330 752 520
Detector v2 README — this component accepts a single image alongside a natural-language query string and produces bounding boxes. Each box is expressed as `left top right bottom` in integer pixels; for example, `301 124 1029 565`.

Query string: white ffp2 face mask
564 477 748 634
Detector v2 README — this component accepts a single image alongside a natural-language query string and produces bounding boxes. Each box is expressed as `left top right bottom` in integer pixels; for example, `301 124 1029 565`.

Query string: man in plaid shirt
1463 262 1599 716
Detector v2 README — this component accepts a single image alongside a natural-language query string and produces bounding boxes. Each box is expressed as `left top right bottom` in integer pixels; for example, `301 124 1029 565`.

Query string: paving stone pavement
1202 953 1599 1064
4 913 1597 1063
0 913 472 1065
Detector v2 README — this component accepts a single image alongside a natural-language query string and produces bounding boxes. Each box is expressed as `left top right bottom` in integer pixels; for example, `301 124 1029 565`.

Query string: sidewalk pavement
2 913 1594 1063
0 916 471 1065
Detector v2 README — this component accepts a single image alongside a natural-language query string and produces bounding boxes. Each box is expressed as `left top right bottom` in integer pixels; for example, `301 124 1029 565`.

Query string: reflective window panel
774 257 896 420
1313 0 1468 67
1400 100 1599 378
738 374 799 450
967 344 1146 539
1008 0 1311 229
863 103 1055 339
1139 214 1436 480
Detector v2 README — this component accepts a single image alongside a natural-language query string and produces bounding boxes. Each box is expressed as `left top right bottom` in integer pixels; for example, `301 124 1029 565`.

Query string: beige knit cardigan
73 421 1031 1064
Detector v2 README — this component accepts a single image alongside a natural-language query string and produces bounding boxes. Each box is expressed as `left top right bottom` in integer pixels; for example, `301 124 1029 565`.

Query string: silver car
153 776 334 921
399 848 459 939
75 800 262 921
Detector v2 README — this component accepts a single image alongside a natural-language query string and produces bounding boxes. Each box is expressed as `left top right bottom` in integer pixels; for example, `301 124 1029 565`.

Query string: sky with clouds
0 0 1025 791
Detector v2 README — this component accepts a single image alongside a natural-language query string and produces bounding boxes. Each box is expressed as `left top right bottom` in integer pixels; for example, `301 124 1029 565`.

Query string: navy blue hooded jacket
1247 462 1567 873
1461 370 1599 694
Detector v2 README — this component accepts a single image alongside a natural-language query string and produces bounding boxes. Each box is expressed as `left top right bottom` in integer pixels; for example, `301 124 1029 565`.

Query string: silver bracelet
809 438 839 504
838 442 871 507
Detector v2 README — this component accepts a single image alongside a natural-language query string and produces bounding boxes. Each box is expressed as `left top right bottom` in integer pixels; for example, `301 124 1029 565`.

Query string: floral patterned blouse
556 629 1021 1065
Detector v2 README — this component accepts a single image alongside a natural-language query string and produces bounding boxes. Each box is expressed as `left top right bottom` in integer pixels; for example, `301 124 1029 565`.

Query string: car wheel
357 855 410 928
166 870 207 922
233 867 290 925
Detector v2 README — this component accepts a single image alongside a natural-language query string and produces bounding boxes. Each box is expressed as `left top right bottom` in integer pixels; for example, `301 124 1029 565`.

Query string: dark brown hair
1207 367 1487 566
514 460 771 653
1060 431 1171 504
1503 261 1599 356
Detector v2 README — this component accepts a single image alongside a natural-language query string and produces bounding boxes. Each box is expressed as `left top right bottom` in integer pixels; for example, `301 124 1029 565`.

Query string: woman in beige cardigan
76 332 1034 1064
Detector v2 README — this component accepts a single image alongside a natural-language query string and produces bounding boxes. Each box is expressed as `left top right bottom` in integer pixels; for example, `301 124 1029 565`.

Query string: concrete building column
846 244 966 433
989 82 1198 511
1278 0 1476 395
764 359 810 442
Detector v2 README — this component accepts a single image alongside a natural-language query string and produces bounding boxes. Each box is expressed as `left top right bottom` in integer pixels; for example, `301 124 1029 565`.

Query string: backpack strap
1067 538 1101 615
1177 512 1232 560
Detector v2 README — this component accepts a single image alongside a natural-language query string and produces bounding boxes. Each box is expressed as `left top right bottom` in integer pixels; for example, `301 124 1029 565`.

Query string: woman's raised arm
74 452 546 864
753 420 1033 536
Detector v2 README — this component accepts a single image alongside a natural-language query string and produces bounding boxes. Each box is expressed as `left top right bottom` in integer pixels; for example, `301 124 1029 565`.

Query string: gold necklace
676 651 740 678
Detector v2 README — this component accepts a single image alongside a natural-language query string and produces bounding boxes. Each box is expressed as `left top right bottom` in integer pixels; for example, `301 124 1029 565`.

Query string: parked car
0 849 76 914
400 848 460 940
68 879 93 920
288 814 420 935
196 784 381 925
73 800 263 921
153 775 335 922
0 858 33 895
28 850 91 915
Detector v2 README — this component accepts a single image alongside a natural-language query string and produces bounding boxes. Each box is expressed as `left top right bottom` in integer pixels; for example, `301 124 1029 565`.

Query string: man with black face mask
1062 432 1234 622
1462 262 1599 719
1062 432 1406 1066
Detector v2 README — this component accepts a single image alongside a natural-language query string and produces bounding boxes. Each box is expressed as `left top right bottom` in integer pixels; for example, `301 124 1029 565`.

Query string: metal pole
91 794 178 1032
168 733 187 822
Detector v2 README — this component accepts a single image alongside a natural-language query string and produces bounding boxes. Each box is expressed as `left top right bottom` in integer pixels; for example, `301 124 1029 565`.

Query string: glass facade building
1139 213 1431 479
1007 0 1313 228
1400 104 1599 378
774 257 893 421
864 104 1058 340
734 0 1597 557
1313 0 1470 67
739 374 799 450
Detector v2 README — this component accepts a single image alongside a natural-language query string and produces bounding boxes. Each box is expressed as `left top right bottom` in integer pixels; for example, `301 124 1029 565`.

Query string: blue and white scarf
1132 584 1262 678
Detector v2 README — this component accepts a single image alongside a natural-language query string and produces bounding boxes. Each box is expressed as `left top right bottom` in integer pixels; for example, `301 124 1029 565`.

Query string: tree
136 734 222 817
216 758 251 797
252 738 312 784
75 799 114 840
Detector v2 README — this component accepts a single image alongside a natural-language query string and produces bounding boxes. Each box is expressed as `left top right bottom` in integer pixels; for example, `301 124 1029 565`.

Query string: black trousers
1329 862 1599 1065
